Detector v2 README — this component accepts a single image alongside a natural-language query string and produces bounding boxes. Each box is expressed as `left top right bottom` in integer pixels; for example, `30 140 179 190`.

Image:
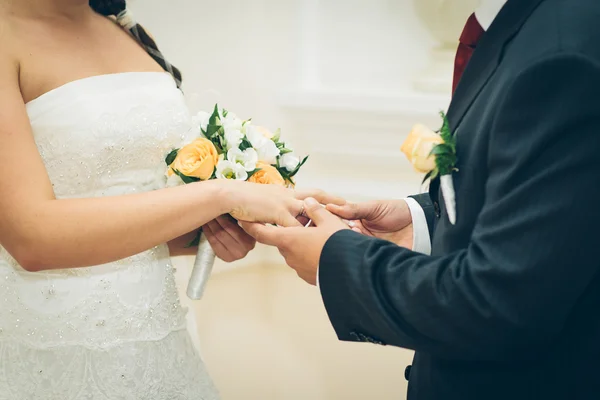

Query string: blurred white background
129 1 472 399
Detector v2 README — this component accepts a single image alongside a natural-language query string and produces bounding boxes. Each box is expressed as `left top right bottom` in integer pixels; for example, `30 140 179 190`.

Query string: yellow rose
169 138 219 180
248 162 286 186
401 124 444 173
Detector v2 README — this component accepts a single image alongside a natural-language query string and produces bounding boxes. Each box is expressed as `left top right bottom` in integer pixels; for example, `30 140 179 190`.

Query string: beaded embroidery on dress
0 72 219 399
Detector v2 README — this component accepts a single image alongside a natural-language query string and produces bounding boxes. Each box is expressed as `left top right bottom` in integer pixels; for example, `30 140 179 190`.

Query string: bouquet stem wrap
186 233 216 300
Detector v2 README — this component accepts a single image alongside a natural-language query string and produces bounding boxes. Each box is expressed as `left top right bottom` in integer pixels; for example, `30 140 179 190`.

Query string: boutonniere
401 112 457 224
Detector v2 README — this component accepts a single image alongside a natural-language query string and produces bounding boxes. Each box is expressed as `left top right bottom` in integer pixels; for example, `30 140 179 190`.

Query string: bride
0 0 331 398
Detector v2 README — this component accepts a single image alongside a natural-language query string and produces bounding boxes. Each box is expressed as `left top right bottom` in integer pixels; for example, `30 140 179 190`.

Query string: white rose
245 125 280 163
192 111 211 132
279 152 300 172
256 140 280 164
216 160 248 181
244 124 268 149
221 113 243 132
224 128 244 150
227 148 258 171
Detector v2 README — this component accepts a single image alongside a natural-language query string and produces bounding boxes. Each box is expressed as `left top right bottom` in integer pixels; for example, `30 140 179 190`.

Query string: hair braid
89 0 126 16
89 0 183 88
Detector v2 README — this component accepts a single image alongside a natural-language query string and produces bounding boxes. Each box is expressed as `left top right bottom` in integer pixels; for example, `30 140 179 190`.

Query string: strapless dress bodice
0 72 198 350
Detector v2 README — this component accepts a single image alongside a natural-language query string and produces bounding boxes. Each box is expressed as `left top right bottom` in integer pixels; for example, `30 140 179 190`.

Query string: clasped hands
240 195 414 285
201 186 413 285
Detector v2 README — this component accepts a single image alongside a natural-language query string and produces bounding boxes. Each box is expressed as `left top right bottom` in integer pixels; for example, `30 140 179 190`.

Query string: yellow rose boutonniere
401 112 457 224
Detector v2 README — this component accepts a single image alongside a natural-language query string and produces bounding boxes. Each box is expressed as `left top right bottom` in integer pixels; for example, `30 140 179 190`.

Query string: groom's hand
240 197 349 285
327 199 413 249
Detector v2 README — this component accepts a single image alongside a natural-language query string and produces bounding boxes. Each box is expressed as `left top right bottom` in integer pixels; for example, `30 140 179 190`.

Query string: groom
242 0 600 399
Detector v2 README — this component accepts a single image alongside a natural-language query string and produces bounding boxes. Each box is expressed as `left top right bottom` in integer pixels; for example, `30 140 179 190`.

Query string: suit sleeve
318 53 600 361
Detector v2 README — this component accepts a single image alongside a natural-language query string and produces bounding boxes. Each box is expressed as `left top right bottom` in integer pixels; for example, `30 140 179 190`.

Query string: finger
349 220 374 236
215 215 256 250
203 223 235 262
295 189 346 206
303 197 345 228
296 215 310 226
240 221 286 247
326 201 377 221
207 219 236 248
208 219 248 259
276 200 303 228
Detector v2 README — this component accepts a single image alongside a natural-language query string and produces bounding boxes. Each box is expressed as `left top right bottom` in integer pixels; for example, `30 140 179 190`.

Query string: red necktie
453 13 485 95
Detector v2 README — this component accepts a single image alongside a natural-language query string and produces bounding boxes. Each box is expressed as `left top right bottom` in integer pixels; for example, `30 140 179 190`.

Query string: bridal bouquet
165 104 308 300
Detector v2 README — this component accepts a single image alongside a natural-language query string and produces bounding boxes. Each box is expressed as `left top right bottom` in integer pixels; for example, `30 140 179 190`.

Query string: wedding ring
298 205 305 217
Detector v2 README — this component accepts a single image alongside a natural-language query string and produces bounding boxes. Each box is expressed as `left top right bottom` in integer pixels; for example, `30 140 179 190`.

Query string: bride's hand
203 215 256 262
221 180 304 227
221 182 346 227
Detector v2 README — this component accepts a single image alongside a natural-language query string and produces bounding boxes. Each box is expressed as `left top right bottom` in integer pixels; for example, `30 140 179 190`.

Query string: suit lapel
446 0 546 131
429 0 546 205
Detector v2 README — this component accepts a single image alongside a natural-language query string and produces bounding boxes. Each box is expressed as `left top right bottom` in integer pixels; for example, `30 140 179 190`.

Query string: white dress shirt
409 0 507 255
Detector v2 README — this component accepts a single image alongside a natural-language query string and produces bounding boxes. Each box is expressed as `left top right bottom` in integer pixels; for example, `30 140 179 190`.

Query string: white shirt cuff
404 197 432 255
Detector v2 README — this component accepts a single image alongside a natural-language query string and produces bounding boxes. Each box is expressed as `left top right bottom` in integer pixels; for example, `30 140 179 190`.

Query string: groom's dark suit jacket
318 0 600 399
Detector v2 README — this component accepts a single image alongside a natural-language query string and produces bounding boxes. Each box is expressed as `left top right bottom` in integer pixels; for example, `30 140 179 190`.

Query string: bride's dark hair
89 0 183 88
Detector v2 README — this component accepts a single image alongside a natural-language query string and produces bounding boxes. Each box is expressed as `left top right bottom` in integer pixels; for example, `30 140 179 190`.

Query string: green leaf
430 143 453 156
206 124 221 138
439 110 452 142
209 104 221 126
165 148 179 166
276 165 295 186
287 155 309 178
216 135 227 154
185 229 202 248
173 169 201 184
431 111 458 177
272 128 281 142
239 138 253 151
247 168 262 180
422 171 433 184
279 148 293 155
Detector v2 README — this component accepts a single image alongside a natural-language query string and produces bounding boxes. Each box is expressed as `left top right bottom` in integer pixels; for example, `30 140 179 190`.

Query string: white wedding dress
0 72 220 399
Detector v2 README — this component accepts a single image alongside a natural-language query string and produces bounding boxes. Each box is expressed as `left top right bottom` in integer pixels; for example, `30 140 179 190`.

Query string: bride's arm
0 58 301 272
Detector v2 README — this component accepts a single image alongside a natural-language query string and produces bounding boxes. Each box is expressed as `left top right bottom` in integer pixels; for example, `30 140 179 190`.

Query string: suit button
404 365 412 381
433 201 441 218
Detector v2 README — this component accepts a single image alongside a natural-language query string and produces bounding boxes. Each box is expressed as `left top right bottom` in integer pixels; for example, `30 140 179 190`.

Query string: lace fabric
0 72 219 399
0 330 218 400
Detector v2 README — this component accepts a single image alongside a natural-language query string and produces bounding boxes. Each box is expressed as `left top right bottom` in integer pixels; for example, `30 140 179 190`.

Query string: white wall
132 0 452 199
130 1 457 399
